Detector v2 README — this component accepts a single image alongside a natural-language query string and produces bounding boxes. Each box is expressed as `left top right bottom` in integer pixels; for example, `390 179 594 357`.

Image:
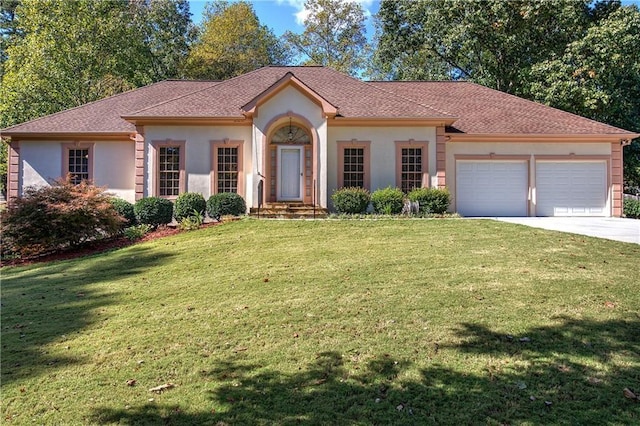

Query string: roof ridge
125 80 222 116
367 80 455 118
126 66 284 116
314 67 453 118
1 80 177 133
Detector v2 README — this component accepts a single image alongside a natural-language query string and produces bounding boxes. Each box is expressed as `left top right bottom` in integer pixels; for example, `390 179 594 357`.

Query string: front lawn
1 219 639 424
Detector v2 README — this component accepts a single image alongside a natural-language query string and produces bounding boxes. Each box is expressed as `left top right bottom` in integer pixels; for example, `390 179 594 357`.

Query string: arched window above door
271 123 310 144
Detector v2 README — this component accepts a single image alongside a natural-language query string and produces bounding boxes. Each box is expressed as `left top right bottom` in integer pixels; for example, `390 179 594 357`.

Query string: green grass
1 219 639 425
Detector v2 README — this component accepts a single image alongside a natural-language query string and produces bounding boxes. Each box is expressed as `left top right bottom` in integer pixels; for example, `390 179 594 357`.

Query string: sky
188 0 380 38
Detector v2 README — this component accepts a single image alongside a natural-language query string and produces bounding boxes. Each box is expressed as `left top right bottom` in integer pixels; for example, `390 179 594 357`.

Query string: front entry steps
249 203 328 219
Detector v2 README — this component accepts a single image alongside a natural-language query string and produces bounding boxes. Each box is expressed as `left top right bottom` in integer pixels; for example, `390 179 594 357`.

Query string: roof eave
446 132 640 143
1 131 133 141
121 116 252 126
331 117 457 127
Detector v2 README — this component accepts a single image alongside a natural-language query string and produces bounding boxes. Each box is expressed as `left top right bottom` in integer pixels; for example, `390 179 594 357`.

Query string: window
395 141 429 193
159 146 181 196
211 140 244 197
337 140 371 189
217 146 239 193
152 140 185 198
62 143 94 184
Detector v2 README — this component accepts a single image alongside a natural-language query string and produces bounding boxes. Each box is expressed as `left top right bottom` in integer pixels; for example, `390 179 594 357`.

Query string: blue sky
188 0 380 38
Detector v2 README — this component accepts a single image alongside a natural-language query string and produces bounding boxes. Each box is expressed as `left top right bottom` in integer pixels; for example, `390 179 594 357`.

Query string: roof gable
241 72 338 118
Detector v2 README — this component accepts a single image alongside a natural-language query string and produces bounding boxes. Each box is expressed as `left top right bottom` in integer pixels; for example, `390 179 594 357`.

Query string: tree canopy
283 0 370 76
0 0 192 129
183 1 289 80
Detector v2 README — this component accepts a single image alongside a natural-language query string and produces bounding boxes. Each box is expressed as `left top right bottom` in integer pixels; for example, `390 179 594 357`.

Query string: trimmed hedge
331 187 370 214
623 197 640 219
110 197 137 226
207 192 246 218
408 187 451 214
370 186 404 214
173 192 206 221
134 197 174 227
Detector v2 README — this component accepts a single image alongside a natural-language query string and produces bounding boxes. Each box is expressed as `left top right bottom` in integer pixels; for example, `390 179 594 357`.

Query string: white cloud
277 0 374 26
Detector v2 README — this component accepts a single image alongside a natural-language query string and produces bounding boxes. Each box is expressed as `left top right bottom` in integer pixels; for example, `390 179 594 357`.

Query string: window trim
151 139 186 199
210 139 245 197
395 140 429 192
337 140 371 190
62 142 94 183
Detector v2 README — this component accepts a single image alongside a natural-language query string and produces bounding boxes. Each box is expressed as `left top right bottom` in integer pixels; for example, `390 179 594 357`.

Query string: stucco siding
446 141 613 216
95 141 135 202
20 141 62 190
327 126 437 208
144 125 253 201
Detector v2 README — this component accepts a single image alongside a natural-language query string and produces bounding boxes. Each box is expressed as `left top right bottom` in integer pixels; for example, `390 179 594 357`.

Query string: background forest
1 0 639 194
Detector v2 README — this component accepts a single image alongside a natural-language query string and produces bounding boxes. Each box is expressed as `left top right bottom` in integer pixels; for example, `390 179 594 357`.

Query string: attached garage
535 161 608 217
456 160 528 216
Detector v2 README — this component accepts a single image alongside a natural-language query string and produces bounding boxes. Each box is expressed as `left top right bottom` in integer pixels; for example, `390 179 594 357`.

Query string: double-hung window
337 140 371 189
211 140 244 196
395 141 429 193
152 140 186 198
62 143 94 184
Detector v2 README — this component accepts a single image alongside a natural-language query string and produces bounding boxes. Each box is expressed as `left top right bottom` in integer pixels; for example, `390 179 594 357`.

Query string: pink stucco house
2 66 638 216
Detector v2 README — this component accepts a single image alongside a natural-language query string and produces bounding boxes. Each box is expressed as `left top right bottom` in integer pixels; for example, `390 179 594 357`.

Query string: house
2 66 638 217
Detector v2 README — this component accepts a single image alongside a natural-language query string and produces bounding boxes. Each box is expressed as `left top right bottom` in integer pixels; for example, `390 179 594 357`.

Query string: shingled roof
1 80 219 135
124 66 452 120
2 66 637 138
371 80 636 136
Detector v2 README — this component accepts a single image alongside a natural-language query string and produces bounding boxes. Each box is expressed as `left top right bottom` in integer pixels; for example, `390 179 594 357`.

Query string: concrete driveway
492 217 640 244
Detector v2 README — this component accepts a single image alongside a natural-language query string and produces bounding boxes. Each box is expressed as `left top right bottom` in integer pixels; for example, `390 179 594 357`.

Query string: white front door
278 146 304 201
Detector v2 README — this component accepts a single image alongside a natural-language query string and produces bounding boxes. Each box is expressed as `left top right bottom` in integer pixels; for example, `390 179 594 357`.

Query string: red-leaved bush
1 177 124 257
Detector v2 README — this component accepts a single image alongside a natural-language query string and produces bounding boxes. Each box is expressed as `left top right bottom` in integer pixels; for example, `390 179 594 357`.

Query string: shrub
0 178 124 257
331 187 370 214
179 209 205 231
408 187 451 215
207 192 246 218
173 192 206 222
623 197 640 219
123 224 152 241
370 187 404 214
110 197 136 226
134 197 174 227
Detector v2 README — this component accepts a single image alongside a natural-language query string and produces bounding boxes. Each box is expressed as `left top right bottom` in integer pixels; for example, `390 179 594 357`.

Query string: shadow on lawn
1 246 175 386
91 317 640 425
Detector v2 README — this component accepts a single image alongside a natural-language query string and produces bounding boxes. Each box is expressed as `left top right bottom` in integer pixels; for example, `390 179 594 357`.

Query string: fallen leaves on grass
623 388 639 401
149 383 176 393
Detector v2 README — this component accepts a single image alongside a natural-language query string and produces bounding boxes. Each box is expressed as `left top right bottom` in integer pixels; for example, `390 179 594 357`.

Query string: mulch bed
1 222 220 268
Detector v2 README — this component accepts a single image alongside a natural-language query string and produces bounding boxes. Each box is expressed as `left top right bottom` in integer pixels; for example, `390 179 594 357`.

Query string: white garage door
536 161 607 217
456 161 528 216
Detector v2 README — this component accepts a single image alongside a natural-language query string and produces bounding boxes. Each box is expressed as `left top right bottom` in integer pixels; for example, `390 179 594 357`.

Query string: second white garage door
456 160 528 216
536 161 608 216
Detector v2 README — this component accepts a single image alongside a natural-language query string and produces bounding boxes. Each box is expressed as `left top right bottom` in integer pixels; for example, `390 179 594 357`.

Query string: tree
0 0 193 129
184 1 289 80
136 0 194 81
373 0 591 92
1 0 22 72
283 0 369 76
